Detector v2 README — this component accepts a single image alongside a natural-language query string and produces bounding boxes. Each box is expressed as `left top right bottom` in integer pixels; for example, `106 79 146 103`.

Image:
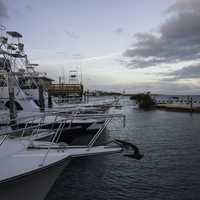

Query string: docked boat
0 25 144 200
0 110 143 200
0 28 121 135
0 127 122 200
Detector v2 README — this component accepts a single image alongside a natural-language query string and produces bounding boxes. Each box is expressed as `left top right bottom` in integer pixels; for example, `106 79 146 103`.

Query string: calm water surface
46 97 200 200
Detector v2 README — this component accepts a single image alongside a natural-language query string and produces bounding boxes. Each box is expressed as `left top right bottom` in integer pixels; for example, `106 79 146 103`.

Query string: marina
46 97 200 200
1 1 200 200
0 27 143 200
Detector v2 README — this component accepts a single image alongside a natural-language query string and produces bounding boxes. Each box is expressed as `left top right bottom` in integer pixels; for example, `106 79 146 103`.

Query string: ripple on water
46 97 200 200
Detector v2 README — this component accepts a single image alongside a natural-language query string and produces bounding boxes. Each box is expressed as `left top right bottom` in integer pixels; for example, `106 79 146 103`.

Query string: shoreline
155 104 200 113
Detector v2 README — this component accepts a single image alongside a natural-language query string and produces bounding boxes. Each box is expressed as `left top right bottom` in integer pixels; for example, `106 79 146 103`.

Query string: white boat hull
0 158 70 200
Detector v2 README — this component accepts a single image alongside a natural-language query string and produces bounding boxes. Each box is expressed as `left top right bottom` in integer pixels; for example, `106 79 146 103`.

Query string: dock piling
48 91 52 108
38 81 45 111
8 73 17 125
190 97 193 112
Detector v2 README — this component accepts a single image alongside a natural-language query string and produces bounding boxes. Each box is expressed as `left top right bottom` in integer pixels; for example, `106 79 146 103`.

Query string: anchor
114 139 144 160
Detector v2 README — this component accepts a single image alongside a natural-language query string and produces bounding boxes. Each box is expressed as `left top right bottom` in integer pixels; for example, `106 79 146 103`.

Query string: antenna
62 67 65 84
80 64 83 84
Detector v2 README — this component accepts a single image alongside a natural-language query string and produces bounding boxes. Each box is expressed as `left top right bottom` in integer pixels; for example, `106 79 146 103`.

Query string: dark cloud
95 81 199 95
166 0 200 14
64 30 79 39
123 0 200 69
113 27 124 35
0 0 9 19
162 62 200 81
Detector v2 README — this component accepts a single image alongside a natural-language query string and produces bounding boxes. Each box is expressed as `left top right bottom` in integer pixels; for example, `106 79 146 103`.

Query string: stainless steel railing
0 111 126 166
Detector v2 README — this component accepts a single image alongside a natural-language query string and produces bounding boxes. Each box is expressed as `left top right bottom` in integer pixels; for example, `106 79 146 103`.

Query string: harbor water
46 96 200 200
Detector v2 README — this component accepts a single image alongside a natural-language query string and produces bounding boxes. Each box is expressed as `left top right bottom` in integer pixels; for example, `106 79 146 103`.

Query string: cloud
25 5 33 13
150 81 199 94
0 0 9 19
138 81 199 94
64 30 79 39
90 81 200 94
166 0 200 14
162 62 200 81
63 52 121 62
123 0 200 69
81 52 121 62
71 54 83 59
113 27 124 35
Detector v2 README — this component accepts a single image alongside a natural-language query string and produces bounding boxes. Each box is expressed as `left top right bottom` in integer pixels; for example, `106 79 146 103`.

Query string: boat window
5 101 23 110
0 58 11 72
0 74 7 86
18 77 38 89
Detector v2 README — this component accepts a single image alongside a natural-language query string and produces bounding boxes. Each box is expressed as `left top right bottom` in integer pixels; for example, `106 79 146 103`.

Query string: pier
156 103 200 113
153 95 200 113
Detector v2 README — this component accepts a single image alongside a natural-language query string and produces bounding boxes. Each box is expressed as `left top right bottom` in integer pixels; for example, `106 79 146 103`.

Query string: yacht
0 105 143 200
0 25 143 200
0 28 120 144
0 120 126 200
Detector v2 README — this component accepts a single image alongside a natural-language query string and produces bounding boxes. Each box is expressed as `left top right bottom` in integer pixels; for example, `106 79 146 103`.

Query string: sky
1 0 200 94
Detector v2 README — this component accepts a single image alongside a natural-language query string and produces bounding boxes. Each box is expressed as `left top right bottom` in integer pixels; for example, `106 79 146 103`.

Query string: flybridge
0 29 25 60
6 31 23 38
